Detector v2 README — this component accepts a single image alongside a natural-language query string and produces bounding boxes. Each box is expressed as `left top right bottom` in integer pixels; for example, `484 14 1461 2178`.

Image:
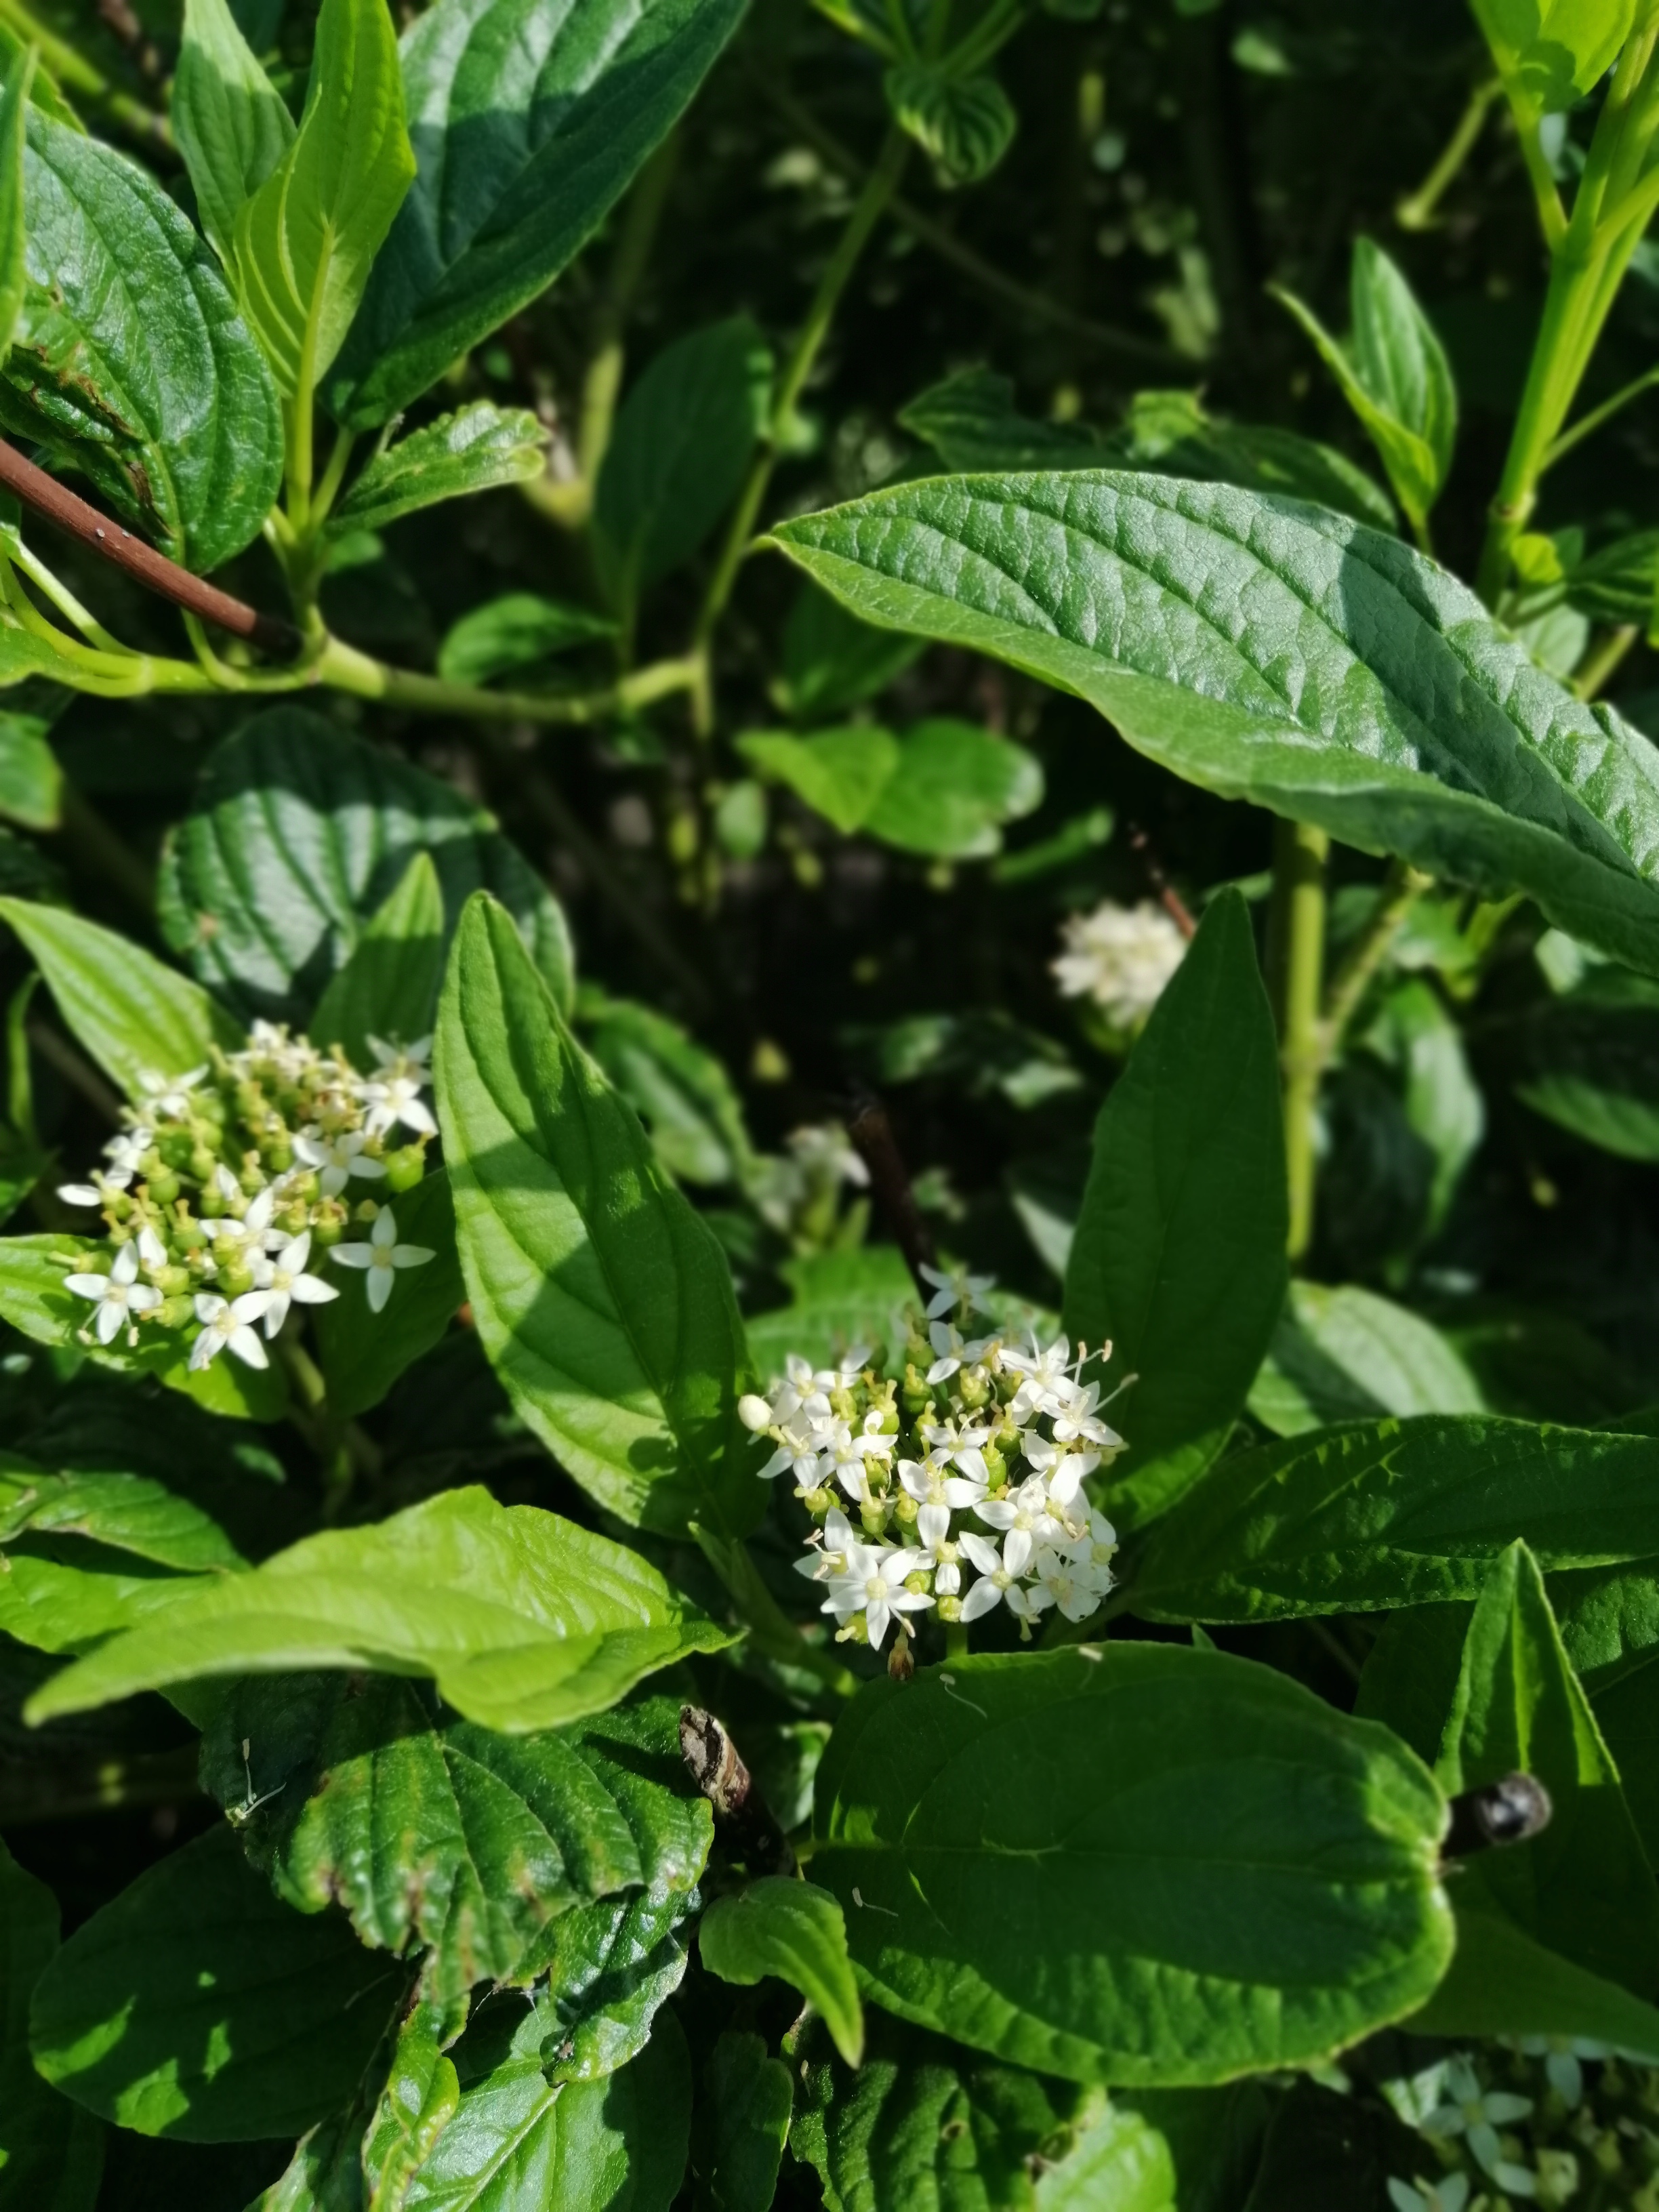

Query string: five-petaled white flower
331 1206 435 1313
201 1187 279 1260
821 1540 933 1649
918 1261 997 1322
136 1065 207 1120
1001 1334 1077 1421
794 1507 859 1584
924 1318 998 1386
1422 2057 1535 2194
369 1034 432 1079
911 1500 960 1595
1509 2033 1611 2109
190 1290 273 1371
959 1528 1038 1620
293 1127 387 1199
977 1474 1069 1555
64 1238 162 1345
252 1231 341 1337
899 1454 989 1515
363 1071 436 1140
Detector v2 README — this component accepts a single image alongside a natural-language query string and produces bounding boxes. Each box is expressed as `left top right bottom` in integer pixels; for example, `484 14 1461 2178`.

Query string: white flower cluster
740 1263 1125 1652
56 1025 437 1374
1052 897 1187 1029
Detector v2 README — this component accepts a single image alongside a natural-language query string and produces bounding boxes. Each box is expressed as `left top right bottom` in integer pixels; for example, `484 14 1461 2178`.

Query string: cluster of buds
740 1263 1126 1654
56 1024 436 1374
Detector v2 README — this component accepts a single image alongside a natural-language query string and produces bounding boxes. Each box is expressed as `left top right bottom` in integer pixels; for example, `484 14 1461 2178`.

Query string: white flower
1062 1505 1120 1588
252 1231 340 1337
918 1261 997 1322
821 1540 933 1650
816 1412 894 1504
795 1507 859 1582
1422 2058 1535 2194
739 1393 774 1431
1030 1543 1109 1622
362 1071 436 1140
1387 2179 1469 2212
190 1290 273 1371
1000 1334 1076 1421
368 1034 433 1079
64 1239 163 1345
976 1475 1068 1553
330 1206 435 1313
1021 1431 1101 1505
1511 2034 1610 2108
757 1414 823 1490
1052 899 1187 1028
201 1187 279 1259
293 1126 386 1199
136 1065 207 1120
959 1528 1034 1620
918 1416 992 1477
912 1500 960 1595
899 1454 989 1515
924 1318 997 1387
1051 1380 1124 1452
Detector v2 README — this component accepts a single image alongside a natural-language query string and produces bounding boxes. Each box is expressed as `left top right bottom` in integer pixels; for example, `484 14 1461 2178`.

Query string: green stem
315 634 701 723
944 1622 969 1660
1318 857 1433 1061
1269 818 1329 1264
0 0 170 151
6 970 37 1146
578 131 682 494
692 127 909 689
308 426 358 535
1543 361 1659 469
1575 623 1640 701
1395 77 1502 232
57 779 157 918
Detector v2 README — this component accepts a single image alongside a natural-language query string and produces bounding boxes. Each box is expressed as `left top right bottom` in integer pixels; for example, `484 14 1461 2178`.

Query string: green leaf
1472 0 1636 113
158 708 574 1024
327 0 749 426
1133 1414 1659 1623
737 720 1042 857
1498 974 1659 1160
173 0 296 267
1554 1559 1659 1866
24 1483 734 1731
1064 890 1287 1528
594 318 771 605
0 1458 245 1570
1036 2100 1176 2212
199 1679 710 2009
0 1529 217 1658
1248 1282 1485 1439
0 108 283 572
1442 1542 1659 1996
311 1168 463 1420
396 2005 691 2211
0 705 62 830
0 1231 289 1426
1363 975 1485 1235
0 1839 104 2211
312 848 444 1067
527 1884 698 2084
766 472 1659 978
884 64 1017 183
438 592 619 688
435 893 760 1538
700 1877 863 2068
737 726 901 837
0 897 242 1101
790 2009 1109 2212
28 1824 403 2142
327 403 548 538
232 0 415 396
1408 1887 1659 2055
778 577 926 719
899 369 1104 473
698 2032 793 2212
579 985 756 1189
743 1247 916 1379
0 47 34 366
362 2000 462 2209
811 1649 1452 2085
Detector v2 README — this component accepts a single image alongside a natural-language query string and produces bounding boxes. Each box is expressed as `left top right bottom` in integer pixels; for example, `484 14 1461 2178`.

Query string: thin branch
0 440 300 657
1127 823 1197 939
845 1089 937 1298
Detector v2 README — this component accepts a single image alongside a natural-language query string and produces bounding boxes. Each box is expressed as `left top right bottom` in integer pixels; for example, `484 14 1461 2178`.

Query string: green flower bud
197 1183 227 1219
385 1144 426 1193
840 1612 870 1646
801 1486 833 1516
903 1570 930 1597
218 1263 255 1300
188 1145 218 1184
859 1501 887 1538
893 1492 919 1525
936 1594 962 1622
154 1265 192 1296
145 1170 180 1206
263 1137 294 1176
238 1160 265 1197
310 1208 347 1250
157 1130 194 1170
155 1294 194 1330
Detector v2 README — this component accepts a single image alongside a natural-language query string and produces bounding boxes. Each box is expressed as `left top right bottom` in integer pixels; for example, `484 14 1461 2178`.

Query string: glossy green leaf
701 1877 863 2067
1036 2100 1175 2212
0 897 242 1100
528 1883 698 2084
233 0 414 395
738 720 1042 857
0 28 80 134
698 2032 793 2212
0 47 33 365
312 1168 462 1419
327 0 749 426
1554 1559 1659 1868
0 1839 103 2211
24 1483 733 1731
0 707 62 830
594 318 770 604
0 1231 289 1426
1472 0 1635 113
328 403 548 538
0 108 283 572
28 1824 403 2142
579 985 755 1189
1439 1542 1659 1994
398 2005 691 2211
173 0 295 266
766 472 1659 979
791 2010 1114 2212
438 592 619 688
1409 1887 1659 2054
435 893 760 1538
158 709 573 1023
1134 1414 1659 1623
0 1458 245 1571
0 1534 216 1658
1065 890 1286 1528
312 848 445 1067
1248 1282 1485 1439
1275 240 1455 537
884 64 1017 182
778 577 926 719
811 1649 1452 2085
362 2000 463 2209
200 1679 709 2009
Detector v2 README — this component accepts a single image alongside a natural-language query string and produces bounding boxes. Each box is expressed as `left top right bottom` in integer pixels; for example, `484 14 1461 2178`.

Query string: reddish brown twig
0 439 301 658
1127 822 1197 939
846 1087 937 1299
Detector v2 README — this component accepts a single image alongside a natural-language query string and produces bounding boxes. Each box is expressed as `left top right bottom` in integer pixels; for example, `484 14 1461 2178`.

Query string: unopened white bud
738 1393 773 1432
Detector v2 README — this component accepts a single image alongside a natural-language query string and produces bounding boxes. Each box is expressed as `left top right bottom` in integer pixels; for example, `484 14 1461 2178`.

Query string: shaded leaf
0 705 62 830
311 1169 463 1420
777 577 925 720
700 1877 863 2067
438 593 619 688
579 985 756 1189
884 65 1017 183
0 1838 103 2210
1248 1282 1485 1439
697 2031 792 2212
312 848 445 1067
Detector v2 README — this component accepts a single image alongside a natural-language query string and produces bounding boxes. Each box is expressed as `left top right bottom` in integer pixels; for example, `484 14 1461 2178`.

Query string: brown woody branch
845 1087 937 1299
0 439 301 658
